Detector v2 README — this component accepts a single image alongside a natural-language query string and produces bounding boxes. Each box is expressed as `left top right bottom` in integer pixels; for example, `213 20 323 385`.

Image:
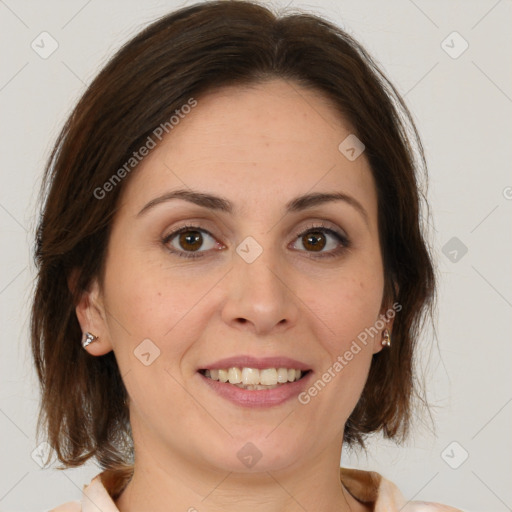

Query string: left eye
292 227 345 253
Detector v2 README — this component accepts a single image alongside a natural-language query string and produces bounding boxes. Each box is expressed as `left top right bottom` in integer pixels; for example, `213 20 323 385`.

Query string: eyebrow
137 188 369 226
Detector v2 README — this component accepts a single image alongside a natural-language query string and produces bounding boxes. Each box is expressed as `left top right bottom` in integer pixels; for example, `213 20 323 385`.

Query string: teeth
232 383 281 390
228 367 242 384
242 367 260 385
203 367 305 386
277 368 289 383
260 368 277 385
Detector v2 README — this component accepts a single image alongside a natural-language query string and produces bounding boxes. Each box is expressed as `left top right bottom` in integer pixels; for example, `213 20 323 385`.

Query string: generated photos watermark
298 301 402 405
93 97 197 200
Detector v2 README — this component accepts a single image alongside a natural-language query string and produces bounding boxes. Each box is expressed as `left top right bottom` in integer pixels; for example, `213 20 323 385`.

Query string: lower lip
198 371 313 408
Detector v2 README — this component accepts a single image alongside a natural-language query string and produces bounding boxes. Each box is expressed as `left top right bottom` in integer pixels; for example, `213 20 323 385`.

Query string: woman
31 1 461 510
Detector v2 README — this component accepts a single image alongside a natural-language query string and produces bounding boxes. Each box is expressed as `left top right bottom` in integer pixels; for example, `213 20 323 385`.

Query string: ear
372 300 399 355
73 274 114 356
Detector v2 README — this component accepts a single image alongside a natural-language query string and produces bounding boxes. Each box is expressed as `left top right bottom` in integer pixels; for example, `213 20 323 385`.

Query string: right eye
162 226 223 259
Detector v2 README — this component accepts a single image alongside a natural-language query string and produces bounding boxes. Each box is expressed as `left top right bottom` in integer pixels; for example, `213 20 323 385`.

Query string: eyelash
294 223 350 259
161 223 351 260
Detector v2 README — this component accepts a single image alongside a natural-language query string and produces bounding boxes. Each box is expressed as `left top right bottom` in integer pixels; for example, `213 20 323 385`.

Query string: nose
220 247 300 335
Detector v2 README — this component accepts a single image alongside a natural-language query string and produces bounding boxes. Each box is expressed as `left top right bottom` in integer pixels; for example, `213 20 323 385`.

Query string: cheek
299 274 383 423
100 250 218 415
304 261 384 351
102 242 221 358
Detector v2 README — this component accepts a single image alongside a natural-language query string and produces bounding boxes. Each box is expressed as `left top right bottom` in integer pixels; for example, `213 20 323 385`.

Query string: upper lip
198 355 312 371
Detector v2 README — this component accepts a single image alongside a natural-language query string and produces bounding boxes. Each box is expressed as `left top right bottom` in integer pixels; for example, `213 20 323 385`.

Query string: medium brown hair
31 0 436 474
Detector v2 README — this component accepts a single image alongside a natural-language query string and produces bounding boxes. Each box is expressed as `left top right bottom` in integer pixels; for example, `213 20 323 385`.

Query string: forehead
120 79 377 220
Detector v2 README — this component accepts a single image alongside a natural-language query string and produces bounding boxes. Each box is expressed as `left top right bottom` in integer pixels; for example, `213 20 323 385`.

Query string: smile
200 367 307 388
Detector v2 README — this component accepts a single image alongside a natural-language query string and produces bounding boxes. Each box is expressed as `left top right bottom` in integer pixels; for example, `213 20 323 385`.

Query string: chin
202 432 302 473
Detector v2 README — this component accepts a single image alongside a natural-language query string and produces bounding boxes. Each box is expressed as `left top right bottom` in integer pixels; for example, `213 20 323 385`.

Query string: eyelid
162 224 216 244
290 222 350 257
295 220 351 242
162 224 225 247
293 221 348 240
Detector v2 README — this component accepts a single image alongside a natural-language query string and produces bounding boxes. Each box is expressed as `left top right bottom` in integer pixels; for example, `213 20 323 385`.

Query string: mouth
198 367 312 390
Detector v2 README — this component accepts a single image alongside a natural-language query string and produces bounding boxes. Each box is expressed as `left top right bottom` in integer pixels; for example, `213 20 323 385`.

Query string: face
78 79 391 475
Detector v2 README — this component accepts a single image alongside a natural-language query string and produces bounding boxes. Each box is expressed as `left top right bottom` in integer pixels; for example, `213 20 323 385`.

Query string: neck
114 446 364 512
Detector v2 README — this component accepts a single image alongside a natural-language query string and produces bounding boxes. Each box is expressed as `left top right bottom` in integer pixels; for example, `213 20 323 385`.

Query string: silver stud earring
381 329 391 347
82 332 98 349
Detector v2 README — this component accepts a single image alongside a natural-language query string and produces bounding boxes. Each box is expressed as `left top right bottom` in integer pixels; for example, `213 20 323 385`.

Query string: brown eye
291 226 349 257
178 230 203 251
164 227 218 257
302 231 326 252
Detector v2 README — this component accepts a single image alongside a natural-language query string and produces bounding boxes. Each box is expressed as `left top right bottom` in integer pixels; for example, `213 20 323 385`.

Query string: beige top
50 467 463 511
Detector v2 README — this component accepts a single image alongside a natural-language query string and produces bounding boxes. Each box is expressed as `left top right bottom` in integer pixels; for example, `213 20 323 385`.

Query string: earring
381 329 391 347
82 332 98 349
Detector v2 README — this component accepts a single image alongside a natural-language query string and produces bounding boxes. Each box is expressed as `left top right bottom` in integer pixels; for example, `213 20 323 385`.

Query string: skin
76 79 394 512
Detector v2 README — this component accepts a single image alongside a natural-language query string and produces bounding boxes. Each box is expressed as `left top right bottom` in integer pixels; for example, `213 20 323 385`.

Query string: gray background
1 1 511 511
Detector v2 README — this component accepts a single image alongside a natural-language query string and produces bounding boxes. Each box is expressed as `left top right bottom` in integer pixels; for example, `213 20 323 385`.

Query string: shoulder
376 474 464 512
48 501 81 511
339 467 463 512
48 470 123 512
